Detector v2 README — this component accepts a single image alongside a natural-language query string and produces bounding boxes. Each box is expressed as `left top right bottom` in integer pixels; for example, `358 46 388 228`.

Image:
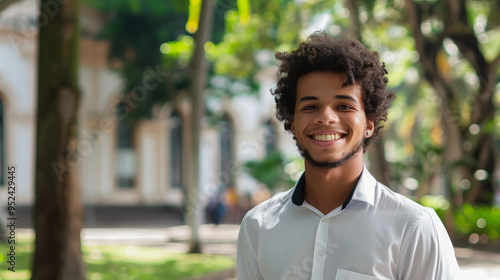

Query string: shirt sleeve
398 209 461 280
237 215 264 280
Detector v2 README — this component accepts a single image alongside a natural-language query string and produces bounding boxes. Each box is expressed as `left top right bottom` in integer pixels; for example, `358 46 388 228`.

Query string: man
237 32 460 279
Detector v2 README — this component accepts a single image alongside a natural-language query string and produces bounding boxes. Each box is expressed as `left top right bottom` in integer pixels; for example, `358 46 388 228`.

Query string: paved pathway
19 224 500 279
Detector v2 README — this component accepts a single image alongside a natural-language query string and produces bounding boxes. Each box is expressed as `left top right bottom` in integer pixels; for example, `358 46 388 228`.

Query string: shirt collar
291 165 376 209
351 165 376 206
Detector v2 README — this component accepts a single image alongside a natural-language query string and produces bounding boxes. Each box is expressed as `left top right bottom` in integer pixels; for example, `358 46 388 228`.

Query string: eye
302 105 317 111
338 104 353 110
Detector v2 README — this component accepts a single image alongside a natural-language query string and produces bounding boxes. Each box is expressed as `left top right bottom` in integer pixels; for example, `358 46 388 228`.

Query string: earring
366 130 371 136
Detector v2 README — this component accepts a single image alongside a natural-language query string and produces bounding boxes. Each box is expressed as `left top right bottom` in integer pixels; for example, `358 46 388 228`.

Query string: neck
303 152 364 215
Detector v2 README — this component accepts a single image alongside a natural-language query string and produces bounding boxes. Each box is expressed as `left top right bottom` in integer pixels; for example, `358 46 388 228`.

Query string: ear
366 118 374 138
290 120 295 134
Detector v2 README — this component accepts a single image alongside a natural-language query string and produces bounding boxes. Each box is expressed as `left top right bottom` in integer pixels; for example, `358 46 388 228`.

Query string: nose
314 107 339 125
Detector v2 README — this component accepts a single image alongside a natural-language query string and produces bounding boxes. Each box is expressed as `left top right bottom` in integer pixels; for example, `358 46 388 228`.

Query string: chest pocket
335 269 378 280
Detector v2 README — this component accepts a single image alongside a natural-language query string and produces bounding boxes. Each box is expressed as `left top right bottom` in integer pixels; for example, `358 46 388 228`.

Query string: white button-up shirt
237 167 460 279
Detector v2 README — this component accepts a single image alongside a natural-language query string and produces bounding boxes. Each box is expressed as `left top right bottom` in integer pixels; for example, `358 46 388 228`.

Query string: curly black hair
272 32 396 150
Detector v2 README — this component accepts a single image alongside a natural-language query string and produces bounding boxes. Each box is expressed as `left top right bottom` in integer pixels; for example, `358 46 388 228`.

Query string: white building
0 0 297 209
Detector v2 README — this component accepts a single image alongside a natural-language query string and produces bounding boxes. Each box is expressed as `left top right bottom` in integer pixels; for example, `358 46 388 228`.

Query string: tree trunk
32 0 86 279
186 0 215 254
344 0 361 40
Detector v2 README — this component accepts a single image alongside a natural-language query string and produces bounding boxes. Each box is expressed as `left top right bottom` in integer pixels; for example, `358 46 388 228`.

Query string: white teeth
312 134 342 141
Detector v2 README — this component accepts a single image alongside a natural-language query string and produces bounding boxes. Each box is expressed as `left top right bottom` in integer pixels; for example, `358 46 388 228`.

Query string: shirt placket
311 217 329 280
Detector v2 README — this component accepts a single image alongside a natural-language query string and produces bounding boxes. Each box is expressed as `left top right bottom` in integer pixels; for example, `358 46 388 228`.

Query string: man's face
291 71 374 169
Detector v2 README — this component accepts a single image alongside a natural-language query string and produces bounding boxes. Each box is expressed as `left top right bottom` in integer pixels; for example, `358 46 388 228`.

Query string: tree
403 0 499 206
186 0 215 254
83 0 190 121
32 0 86 279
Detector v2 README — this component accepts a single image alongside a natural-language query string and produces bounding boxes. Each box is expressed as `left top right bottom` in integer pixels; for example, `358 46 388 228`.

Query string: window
220 114 233 188
169 110 183 188
116 113 136 189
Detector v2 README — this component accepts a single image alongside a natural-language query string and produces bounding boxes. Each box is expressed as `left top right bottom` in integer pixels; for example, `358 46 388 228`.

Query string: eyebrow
298 95 359 103
335 94 359 103
298 96 318 102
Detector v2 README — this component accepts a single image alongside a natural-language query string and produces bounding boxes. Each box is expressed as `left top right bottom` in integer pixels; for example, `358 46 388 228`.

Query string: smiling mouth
309 134 344 141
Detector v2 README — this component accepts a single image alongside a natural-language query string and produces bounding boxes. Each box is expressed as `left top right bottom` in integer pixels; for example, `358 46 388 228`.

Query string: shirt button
321 219 327 223
317 251 324 259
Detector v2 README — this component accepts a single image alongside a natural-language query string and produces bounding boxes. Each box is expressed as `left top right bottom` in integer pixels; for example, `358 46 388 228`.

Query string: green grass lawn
0 236 235 280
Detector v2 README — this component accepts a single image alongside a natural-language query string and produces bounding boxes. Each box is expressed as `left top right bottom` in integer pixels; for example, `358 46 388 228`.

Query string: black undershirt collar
291 173 357 211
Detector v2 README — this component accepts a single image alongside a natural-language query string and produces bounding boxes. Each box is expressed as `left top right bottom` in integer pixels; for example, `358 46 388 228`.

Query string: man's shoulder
374 182 448 249
375 182 437 222
242 188 293 223
376 183 461 278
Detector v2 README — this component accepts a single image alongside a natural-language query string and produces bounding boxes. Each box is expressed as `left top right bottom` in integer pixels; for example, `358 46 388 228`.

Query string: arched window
220 114 233 188
169 110 183 189
116 103 136 189
264 120 277 155
0 98 4 185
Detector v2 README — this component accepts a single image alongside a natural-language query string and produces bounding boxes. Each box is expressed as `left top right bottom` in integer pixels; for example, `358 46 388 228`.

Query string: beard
294 136 365 169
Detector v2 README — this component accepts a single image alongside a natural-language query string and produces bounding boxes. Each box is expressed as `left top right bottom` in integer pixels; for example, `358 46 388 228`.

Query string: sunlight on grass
0 270 31 280
0 238 235 280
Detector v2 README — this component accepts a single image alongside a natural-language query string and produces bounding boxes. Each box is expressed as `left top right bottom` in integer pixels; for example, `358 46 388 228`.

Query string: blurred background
0 0 499 279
